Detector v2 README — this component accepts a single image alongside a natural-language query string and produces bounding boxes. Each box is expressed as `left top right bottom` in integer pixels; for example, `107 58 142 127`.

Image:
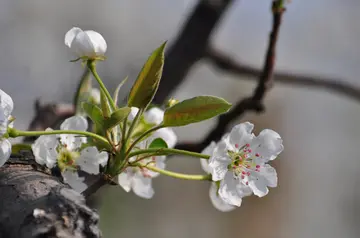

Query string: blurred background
1 0 360 237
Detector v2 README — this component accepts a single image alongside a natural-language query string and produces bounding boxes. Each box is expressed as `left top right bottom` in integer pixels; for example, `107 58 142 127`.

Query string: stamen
235 144 239 148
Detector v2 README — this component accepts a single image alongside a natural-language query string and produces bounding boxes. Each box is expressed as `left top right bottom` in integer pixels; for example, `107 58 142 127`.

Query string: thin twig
177 1 286 152
82 175 108 198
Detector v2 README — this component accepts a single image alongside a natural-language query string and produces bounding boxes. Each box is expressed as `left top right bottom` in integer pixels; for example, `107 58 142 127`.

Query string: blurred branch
205 47 360 102
154 0 234 104
177 1 286 152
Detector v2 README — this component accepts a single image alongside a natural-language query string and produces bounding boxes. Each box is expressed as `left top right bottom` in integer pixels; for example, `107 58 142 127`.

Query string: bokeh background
1 0 360 237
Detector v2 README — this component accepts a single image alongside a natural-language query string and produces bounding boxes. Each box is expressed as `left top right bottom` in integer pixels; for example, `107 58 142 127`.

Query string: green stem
125 124 163 156
121 117 128 146
125 108 143 143
128 148 210 159
134 163 211 181
87 60 116 110
9 128 110 147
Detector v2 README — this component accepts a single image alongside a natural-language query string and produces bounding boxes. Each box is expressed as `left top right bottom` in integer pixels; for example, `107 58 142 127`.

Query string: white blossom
209 122 283 206
65 27 107 58
0 89 14 166
32 116 108 192
201 142 237 212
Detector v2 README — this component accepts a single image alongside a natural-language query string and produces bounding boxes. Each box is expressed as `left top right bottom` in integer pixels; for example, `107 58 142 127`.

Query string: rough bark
0 155 101 238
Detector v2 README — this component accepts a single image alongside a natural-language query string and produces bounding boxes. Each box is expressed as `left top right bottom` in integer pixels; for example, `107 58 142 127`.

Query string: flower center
227 143 261 183
57 148 79 171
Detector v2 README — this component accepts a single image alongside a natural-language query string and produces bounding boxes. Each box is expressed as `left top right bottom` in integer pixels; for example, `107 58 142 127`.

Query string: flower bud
65 27 107 59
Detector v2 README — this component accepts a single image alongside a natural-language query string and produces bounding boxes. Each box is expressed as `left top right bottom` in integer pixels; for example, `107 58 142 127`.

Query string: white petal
151 128 177 148
208 140 231 181
218 172 243 207
77 146 108 174
64 27 82 48
62 170 87 193
252 129 284 162
0 89 14 118
84 30 107 55
90 88 101 105
200 141 216 173
70 30 96 58
132 174 154 199
209 183 236 212
229 122 254 149
0 139 11 167
144 156 166 178
248 178 269 197
60 116 88 150
60 116 88 131
144 107 164 125
117 169 133 192
0 111 7 136
32 129 59 168
128 107 139 121
259 164 278 188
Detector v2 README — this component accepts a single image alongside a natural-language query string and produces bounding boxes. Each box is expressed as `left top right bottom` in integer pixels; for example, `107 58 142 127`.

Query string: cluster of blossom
0 26 284 212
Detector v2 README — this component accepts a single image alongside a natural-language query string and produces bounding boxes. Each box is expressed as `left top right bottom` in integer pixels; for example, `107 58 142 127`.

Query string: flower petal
77 146 108 174
84 30 107 55
200 141 216 174
218 172 243 207
209 140 231 181
0 139 11 167
248 177 269 198
144 107 164 125
62 170 87 193
132 174 154 199
259 164 278 188
0 89 14 118
60 116 88 150
144 155 166 178
32 129 59 168
70 30 96 57
0 110 7 136
117 169 133 192
209 182 236 212
128 107 139 121
151 128 177 148
252 129 284 162
229 122 254 149
64 27 83 48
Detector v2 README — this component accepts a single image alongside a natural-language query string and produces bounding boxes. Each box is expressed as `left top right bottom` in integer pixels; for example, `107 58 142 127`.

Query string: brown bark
0 155 101 238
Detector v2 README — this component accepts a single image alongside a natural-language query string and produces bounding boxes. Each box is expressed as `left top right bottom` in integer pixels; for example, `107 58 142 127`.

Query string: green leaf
163 96 232 127
100 89 111 118
74 68 92 114
128 42 166 109
113 76 128 106
149 138 168 149
81 102 104 128
104 107 131 129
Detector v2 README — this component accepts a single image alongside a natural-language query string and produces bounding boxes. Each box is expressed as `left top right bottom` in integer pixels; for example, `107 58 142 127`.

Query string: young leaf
74 68 91 115
81 102 104 128
104 107 131 129
127 42 166 109
113 76 128 106
100 89 111 118
163 96 232 127
149 138 168 149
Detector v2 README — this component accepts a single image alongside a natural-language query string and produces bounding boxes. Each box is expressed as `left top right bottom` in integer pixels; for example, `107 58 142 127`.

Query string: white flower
209 122 283 206
128 107 177 148
32 116 108 192
117 136 166 199
0 89 14 166
201 142 237 212
90 88 101 105
65 27 107 58
62 170 87 193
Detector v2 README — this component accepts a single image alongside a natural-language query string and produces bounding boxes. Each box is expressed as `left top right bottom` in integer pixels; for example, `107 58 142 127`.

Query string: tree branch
205 48 360 102
177 1 286 152
0 155 101 237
